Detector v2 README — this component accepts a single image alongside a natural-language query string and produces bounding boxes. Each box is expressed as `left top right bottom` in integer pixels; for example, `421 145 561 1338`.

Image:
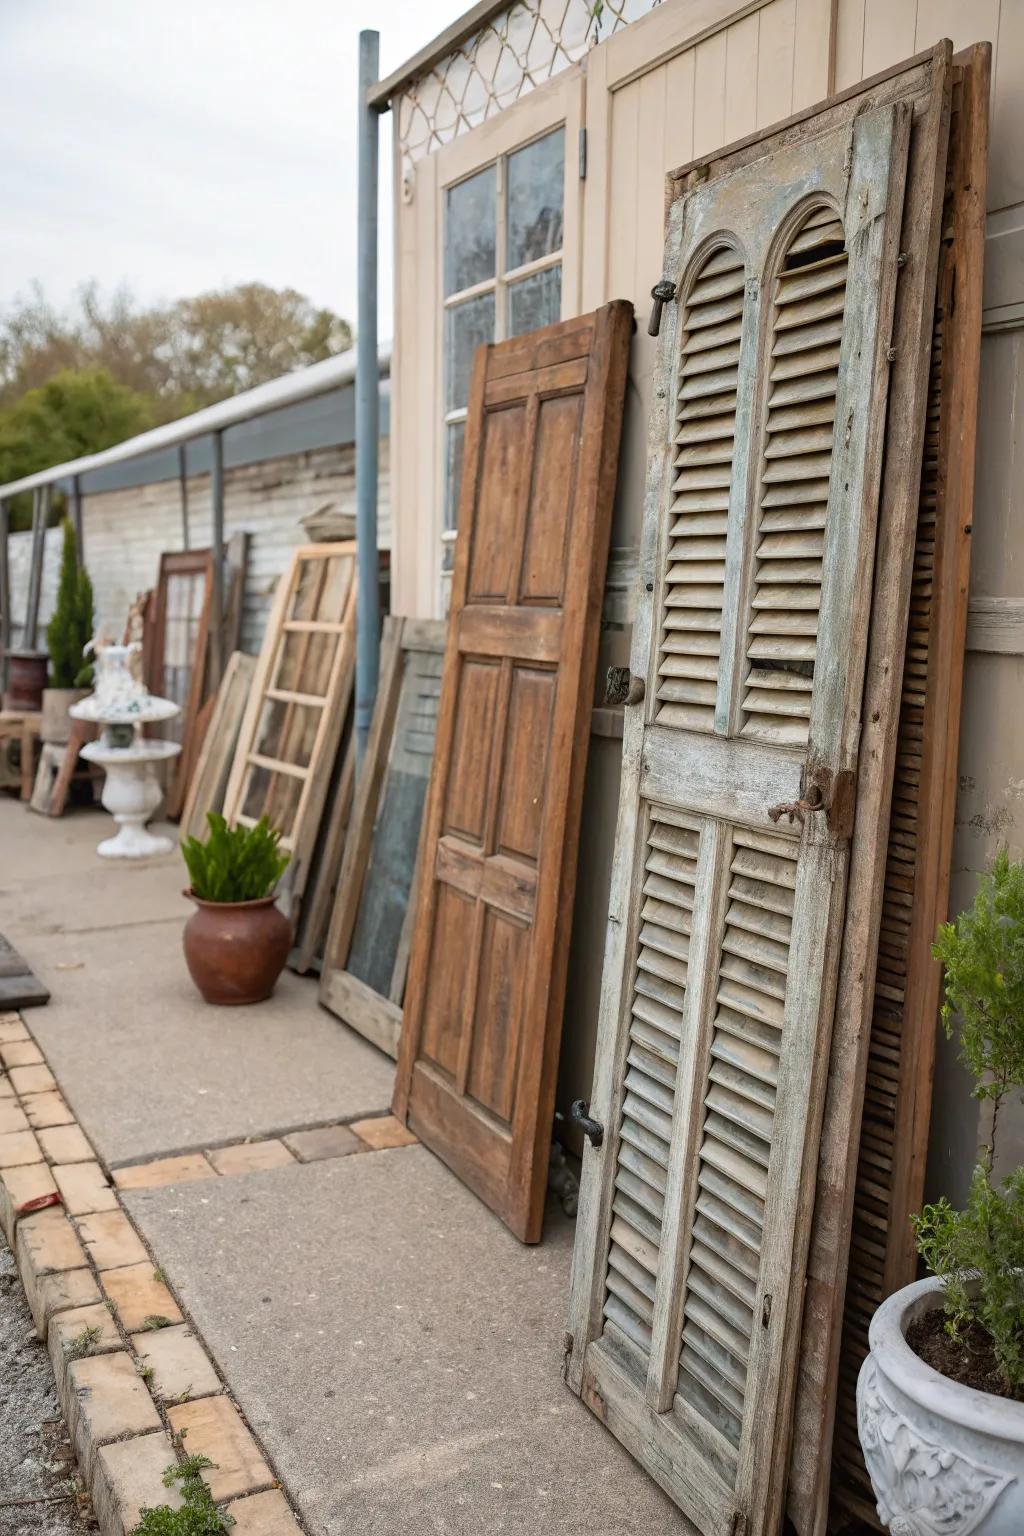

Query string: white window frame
434 68 585 609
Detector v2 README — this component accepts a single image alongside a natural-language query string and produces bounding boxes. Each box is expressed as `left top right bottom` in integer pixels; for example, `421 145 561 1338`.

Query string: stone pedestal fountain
71 643 181 859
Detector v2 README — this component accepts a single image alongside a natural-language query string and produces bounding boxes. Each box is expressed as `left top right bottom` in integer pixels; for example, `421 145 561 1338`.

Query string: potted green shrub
857 849 1024 1536
181 814 291 1005
42 519 95 744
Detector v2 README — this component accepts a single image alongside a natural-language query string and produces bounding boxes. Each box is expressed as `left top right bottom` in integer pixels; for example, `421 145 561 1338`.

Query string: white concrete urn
858 1275 1024 1536
71 644 181 860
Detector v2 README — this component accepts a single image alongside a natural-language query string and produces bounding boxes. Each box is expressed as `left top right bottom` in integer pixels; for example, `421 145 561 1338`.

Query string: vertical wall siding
6 442 390 661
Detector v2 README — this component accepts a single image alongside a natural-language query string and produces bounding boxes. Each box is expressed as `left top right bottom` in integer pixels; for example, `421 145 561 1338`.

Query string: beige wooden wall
389 0 1024 1193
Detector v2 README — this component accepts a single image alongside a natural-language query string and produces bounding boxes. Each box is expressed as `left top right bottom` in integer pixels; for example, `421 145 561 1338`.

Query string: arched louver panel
656 245 748 732
741 206 848 746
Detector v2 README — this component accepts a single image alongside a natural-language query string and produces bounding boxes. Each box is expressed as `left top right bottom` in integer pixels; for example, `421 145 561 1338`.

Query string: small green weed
64 1323 102 1360
141 1315 174 1332
132 1455 235 1536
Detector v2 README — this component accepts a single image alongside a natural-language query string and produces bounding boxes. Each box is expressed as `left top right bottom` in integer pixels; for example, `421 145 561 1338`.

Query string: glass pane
445 292 495 412
445 166 497 295
347 652 443 997
507 128 564 270
507 265 562 338
445 421 466 532
241 765 301 840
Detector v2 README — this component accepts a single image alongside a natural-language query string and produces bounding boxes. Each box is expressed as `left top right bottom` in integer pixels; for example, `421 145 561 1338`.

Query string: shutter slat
657 245 748 731
601 815 699 1360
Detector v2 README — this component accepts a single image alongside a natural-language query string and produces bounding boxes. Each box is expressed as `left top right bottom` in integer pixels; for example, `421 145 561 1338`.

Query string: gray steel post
71 474 84 565
0 498 9 694
24 484 48 651
178 444 190 549
210 430 225 688
355 28 381 770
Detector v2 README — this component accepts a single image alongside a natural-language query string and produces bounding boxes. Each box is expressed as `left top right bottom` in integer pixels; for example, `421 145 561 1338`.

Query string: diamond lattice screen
396 0 663 173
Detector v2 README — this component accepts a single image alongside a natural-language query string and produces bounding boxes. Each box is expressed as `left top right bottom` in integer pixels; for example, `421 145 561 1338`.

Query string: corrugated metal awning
0 344 391 500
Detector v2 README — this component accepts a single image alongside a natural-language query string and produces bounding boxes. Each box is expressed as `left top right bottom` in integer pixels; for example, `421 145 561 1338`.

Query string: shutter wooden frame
394 303 633 1243
319 615 445 1055
793 45 989 1535
222 543 356 910
566 98 915 1536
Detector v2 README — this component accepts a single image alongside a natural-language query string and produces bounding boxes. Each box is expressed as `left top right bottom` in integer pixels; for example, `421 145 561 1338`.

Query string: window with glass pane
441 126 565 579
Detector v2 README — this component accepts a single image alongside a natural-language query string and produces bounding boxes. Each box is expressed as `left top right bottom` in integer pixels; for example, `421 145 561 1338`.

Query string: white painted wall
7 441 390 657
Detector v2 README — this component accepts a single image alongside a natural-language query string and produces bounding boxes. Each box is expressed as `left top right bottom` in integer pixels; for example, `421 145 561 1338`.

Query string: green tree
914 850 1024 1389
0 281 353 421
46 519 95 687
0 367 152 528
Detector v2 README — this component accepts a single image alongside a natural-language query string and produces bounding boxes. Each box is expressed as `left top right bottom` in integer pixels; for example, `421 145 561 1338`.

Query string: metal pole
355 28 381 771
0 498 9 696
178 444 190 549
24 485 48 651
209 431 224 688
71 474 84 565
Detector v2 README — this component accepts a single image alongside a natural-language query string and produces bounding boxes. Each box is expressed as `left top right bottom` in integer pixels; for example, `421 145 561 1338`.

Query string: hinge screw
886 344 897 362
897 250 908 267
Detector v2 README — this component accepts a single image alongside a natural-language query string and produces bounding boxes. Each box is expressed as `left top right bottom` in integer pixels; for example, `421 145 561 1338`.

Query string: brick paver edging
0 1010 415 1536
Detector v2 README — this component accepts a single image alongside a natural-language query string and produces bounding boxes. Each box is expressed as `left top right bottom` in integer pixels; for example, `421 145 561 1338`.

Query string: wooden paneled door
565 101 913 1536
393 303 633 1243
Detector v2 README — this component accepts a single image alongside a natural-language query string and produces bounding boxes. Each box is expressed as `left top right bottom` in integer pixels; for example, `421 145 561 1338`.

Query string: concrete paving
124 1149 684 1536
0 801 393 1164
1 796 685 1534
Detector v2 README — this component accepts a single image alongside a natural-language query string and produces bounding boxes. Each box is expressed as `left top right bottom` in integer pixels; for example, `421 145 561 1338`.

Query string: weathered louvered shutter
566 102 911 1536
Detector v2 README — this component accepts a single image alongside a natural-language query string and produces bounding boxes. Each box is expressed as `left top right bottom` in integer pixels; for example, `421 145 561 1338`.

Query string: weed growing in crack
141 1315 174 1331
131 1455 235 1536
64 1323 102 1359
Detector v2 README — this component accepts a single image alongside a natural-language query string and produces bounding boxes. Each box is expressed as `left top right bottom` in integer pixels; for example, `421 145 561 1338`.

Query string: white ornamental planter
858 1275 1024 1536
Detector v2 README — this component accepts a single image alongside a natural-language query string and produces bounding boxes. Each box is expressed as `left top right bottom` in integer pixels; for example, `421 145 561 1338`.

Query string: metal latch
768 784 824 826
768 766 857 838
648 279 677 336
570 1099 604 1148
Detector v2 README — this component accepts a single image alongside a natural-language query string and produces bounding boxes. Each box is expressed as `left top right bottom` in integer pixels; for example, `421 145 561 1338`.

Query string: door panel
394 303 633 1242
567 101 911 1536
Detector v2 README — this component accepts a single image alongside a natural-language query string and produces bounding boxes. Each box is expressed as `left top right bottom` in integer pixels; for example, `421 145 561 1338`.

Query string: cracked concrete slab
123 1148 685 1536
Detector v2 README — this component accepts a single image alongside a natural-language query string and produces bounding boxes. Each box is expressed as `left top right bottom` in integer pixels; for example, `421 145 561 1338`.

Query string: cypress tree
46 519 95 688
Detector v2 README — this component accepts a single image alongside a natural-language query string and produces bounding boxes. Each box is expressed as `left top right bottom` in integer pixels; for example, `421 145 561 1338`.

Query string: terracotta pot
182 890 291 1006
4 650 49 713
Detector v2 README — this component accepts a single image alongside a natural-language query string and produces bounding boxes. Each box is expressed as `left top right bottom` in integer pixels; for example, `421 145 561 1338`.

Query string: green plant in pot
42 518 95 744
857 849 1024 1536
181 813 291 1005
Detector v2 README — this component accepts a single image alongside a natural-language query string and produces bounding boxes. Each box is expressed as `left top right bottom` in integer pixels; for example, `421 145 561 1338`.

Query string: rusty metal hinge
648 279 677 336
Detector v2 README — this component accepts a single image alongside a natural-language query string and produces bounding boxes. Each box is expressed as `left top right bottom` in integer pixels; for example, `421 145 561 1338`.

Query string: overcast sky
0 0 460 339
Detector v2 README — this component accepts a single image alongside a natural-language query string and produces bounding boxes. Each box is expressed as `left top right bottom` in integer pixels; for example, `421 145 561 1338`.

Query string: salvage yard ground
0 797 681 1535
